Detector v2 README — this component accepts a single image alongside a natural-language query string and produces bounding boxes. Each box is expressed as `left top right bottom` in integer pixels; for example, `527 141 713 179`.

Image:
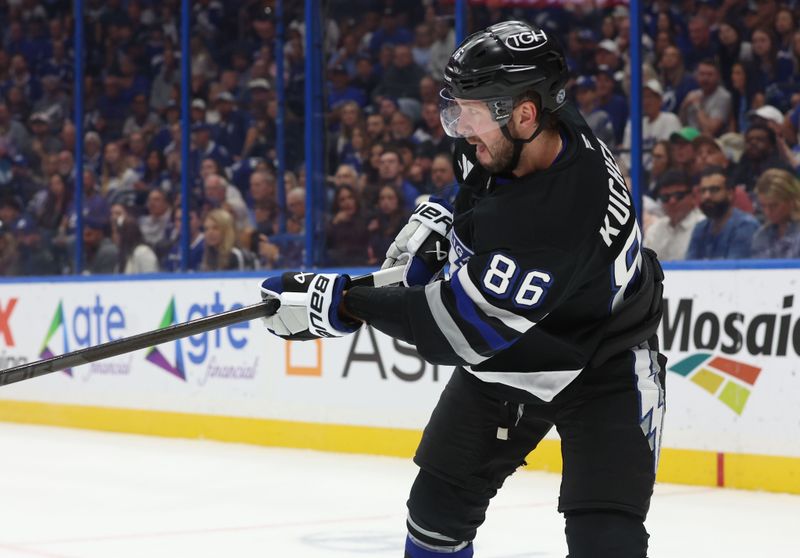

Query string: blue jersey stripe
450 273 516 353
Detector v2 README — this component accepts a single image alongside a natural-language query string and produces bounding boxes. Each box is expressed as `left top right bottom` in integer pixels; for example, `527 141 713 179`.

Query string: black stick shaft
0 267 402 387
0 301 278 386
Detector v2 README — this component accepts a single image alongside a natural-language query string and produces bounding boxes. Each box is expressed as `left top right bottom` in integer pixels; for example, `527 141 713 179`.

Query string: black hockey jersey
345 104 663 403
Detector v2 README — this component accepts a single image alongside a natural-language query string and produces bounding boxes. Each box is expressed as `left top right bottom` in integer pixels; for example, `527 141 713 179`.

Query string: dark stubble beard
481 126 516 174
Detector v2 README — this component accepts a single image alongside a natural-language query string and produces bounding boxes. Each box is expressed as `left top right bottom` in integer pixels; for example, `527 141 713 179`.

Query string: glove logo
425 241 448 262
308 276 334 338
293 272 314 284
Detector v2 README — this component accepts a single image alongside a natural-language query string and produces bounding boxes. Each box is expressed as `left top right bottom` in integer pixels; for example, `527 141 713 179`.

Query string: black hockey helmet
440 20 569 139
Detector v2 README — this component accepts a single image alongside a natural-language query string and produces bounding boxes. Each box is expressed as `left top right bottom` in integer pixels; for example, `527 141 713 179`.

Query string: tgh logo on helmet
504 29 548 51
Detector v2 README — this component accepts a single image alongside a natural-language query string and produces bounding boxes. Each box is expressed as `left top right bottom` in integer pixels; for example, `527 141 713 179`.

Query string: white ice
0 422 797 558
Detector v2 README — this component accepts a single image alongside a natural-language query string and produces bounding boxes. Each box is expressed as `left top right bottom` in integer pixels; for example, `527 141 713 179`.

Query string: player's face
470 123 515 173
446 99 513 172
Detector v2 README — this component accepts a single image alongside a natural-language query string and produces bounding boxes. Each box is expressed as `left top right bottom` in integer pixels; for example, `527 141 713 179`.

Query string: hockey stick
0 266 404 387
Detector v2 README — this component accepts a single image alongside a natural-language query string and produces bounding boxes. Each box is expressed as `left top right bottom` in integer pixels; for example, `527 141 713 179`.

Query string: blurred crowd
1 0 800 278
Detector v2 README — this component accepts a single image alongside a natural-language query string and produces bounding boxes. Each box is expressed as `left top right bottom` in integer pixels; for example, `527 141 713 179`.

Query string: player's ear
514 99 538 133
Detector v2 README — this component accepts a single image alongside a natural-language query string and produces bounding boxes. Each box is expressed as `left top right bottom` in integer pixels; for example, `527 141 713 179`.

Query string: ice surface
0 423 796 557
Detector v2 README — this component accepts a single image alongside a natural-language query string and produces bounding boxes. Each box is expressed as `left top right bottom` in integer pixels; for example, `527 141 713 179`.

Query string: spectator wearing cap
214 90 253 159
327 64 367 110
190 98 208 125
645 169 705 261
686 166 759 260
14 213 59 275
669 126 700 177
0 196 23 232
368 8 413 53
622 79 681 172
7 154 41 206
729 123 793 194
595 39 622 74
751 168 800 258
658 45 698 114
692 134 735 179
681 16 717 72
746 105 798 171
75 205 119 275
575 75 616 147
244 78 272 121
373 44 427 104
28 111 61 166
190 122 232 181
122 93 162 139
594 66 628 144
351 55 380 103
679 59 731 137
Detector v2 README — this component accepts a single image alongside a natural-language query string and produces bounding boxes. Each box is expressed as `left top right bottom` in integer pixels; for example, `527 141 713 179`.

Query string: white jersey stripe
425 282 489 365
455 266 537 334
464 366 583 402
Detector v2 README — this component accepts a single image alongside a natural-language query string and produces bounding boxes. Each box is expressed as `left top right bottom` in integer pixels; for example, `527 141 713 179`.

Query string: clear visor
439 89 514 138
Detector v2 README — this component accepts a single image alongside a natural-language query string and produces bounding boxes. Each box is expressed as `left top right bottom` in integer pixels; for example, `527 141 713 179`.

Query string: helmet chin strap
499 111 550 175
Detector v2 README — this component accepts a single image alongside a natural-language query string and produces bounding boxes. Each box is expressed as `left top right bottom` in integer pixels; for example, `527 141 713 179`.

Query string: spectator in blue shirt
594 65 628 144
368 8 413 53
687 166 760 260
681 16 717 72
658 45 697 114
327 64 367 110
213 91 253 159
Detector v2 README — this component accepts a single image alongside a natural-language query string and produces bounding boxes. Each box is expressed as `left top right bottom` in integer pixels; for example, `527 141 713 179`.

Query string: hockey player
260 20 666 558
